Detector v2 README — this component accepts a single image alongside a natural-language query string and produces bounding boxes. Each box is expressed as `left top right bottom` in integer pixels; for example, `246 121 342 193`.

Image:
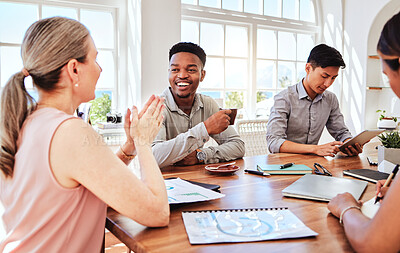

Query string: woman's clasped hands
124 95 165 149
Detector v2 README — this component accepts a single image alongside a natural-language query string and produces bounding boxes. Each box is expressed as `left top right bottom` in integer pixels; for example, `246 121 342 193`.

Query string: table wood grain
106 143 380 253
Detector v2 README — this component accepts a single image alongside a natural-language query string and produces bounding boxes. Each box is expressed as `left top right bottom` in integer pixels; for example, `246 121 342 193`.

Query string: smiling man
266 44 363 157
152 42 245 168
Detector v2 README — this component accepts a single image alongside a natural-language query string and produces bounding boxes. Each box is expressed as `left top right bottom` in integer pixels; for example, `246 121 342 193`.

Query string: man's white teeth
177 83 189 87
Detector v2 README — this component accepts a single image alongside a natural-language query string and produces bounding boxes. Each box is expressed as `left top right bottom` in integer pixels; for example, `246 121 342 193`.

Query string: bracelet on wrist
339 206 361 225
119 145 136 160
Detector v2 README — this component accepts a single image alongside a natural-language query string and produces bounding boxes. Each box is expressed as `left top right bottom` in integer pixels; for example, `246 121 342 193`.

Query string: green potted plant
376 110 397 129
377 131 400 173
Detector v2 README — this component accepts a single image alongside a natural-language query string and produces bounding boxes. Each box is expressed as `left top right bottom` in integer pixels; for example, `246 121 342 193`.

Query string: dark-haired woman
328 11 400 253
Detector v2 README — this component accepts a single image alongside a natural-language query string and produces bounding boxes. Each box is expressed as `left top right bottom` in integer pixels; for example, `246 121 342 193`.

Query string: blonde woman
0 17 169 252
328 11 400 252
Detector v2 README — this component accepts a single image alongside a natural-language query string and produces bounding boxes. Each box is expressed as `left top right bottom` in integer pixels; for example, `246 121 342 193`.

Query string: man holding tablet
266 44 362 157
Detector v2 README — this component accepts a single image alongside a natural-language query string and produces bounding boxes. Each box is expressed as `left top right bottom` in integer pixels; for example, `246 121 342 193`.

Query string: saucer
205 165 240 174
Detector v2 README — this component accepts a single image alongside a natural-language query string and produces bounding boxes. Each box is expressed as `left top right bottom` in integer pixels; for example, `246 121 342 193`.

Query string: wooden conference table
106 144 379 253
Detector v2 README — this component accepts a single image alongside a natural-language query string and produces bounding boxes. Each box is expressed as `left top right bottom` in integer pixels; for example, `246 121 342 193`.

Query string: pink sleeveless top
0 108 107 252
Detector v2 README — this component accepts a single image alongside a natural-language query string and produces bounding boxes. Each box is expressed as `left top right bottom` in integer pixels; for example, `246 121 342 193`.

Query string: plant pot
377 118 397 130
378 145 400 173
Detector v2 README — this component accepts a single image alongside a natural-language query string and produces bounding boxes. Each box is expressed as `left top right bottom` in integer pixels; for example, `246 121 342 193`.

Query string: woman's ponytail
0 71 36 177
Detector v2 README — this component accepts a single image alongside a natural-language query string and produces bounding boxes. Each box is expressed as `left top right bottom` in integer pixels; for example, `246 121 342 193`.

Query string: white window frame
181 1 320 118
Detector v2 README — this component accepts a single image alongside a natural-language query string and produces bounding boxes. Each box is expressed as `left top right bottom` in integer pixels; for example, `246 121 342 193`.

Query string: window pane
81 10 114 49
200 91 222 99
42 5 78 19
222 0 242 11
300 0 315 22
297 62 306 83
256 91 275 118
278 61 295 88
200 23 224 56
244 0 263 15
95 90 112 99
225 91 244 109
278 31 296 60
181 20 199 44
199 0 221 8
257 29 277 59
225 59 248 89
257 60 275 89
282 0 299 20
1 46 22 87
182 0 197 4
200 91 223 107
0 2 38 44
201 58 224 89
96 50 114 89
264 0 281 17
226 26 248 57
297 33 314 61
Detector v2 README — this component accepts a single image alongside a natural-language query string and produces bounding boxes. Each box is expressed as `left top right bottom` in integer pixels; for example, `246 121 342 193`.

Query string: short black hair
377 11 400 71
169 42 206 68
307 44 346 69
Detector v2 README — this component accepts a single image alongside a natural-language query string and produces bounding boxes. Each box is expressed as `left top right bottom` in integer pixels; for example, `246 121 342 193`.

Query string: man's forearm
152 123 209 168
202 138 245 164
279 140 316 154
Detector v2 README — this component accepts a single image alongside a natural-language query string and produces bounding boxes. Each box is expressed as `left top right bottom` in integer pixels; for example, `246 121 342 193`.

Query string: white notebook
182 207 318 244
361 197 380 219
282 174 368 202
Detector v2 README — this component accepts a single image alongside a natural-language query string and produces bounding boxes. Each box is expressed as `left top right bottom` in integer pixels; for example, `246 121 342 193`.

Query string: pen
280 163 294 169
375 164 399 204
244 169 270 176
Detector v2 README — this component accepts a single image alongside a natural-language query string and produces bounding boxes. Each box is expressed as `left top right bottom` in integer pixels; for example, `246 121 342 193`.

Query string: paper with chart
182 208 318 244
165 178 225 204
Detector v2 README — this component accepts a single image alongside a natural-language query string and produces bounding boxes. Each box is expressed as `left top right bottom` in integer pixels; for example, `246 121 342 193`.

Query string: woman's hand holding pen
375 179 390 203
375 165 399 204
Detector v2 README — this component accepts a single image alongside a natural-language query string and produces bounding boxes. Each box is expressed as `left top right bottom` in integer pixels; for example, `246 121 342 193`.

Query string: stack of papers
165 178 225 204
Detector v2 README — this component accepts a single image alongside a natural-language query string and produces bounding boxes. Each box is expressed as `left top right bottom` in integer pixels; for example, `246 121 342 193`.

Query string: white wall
319 0 343 98
139 0 181 106
339 0 396 133
314 0 343 144
364 2 400 129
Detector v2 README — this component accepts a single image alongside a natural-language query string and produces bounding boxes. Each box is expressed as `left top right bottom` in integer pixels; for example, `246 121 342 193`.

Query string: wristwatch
196 149 206 163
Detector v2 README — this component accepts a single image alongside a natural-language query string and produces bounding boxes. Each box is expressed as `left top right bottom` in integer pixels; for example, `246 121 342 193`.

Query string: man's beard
177 92 191 98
